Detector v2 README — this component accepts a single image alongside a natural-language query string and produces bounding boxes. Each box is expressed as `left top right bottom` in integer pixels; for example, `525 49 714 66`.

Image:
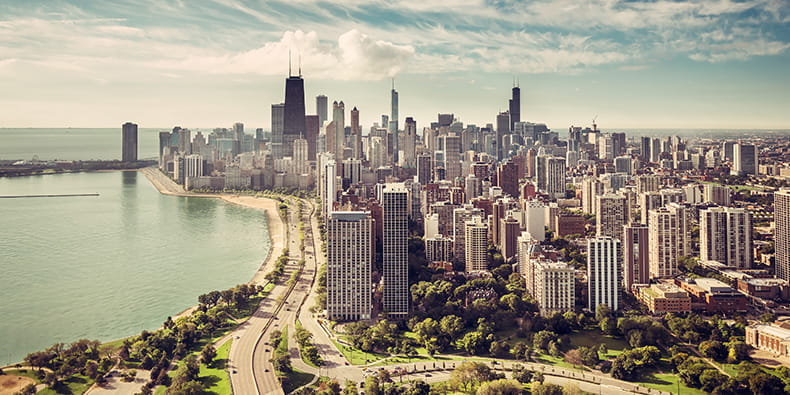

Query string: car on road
264 369 269 372
265 349 270 352
424 373 432 377
232 370 237 374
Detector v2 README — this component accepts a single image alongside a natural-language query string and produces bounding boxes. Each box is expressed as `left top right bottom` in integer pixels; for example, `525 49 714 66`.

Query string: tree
364 376 381 395
458 331 489 355
699 370 727 393
564 349 582 366
440 315 464 339
201 344 217 366
450 362 497 393
476 379 523 395
341 380 359 395
699 340 726 361
511 364 532 384
531 382 563 395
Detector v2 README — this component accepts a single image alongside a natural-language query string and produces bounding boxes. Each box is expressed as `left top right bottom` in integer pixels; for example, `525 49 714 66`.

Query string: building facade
327 212 373 321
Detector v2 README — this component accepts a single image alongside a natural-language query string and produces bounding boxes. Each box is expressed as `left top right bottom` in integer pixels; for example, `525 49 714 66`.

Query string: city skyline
1 1 789 129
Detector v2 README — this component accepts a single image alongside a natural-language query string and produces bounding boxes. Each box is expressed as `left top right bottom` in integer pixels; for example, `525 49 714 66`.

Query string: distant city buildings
122 122 138 162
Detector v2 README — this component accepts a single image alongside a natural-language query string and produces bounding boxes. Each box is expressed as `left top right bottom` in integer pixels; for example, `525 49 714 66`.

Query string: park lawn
37 374 94 395
532 353 589 372
568 330 628 359
331 338 387 365
636 372 707 395
99 336 133 356
282 368 314 394
4 369 43 382
277 327 289 354
199 340 232 395
153 385 166 395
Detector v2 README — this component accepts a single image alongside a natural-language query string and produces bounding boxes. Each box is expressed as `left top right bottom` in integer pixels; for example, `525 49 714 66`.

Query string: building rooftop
753 324 790 340
695 278 737 294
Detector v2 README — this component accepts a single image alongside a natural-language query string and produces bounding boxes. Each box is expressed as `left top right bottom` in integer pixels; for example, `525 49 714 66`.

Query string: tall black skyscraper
509 81 520 130
283 64 306 157
122 122 138 162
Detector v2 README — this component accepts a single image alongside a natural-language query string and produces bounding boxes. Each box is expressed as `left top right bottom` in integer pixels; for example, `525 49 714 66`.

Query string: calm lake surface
0 171 270 365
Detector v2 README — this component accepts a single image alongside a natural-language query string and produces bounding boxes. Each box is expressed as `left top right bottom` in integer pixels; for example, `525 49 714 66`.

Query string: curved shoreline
1 168 286 369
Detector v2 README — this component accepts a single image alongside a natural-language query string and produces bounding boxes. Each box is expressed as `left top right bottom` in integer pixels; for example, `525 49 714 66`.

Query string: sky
1 0 788 131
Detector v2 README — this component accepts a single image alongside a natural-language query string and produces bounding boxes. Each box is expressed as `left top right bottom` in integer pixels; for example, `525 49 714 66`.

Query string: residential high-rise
305 114 319 160
331 101 345 162
700 207 752 269
453 205 485 260
623 223 649 290
732 143 758 176
402 117 417 167
704 184 732 206
416 154 432 185
390 81 399 164
283 73 306 158
635 175 661 194
596 194 628 239
351 107 361 160
464 216 489 272
496 160 520 198
776 190 790 282
534 260 575 317
588 237 622 312
382 184 409 318
536 156 566 199
327 211 373 321
316 95 328 125
121 122 138 162
648 203 690 279
640 137 651 162
500 215 520 261
581 177 604 214
509 83 520 130
425 235 453 264
271 103 285 159
293 138 309 174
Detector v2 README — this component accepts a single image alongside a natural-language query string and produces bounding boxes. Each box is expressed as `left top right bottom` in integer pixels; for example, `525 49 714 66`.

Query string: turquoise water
0 171 270 365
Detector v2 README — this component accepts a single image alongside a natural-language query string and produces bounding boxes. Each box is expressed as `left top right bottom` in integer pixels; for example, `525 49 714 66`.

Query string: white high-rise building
700 207 753 269
382 183 409 318
596 193 628 239
704 184 732 206
534 260 575 316
524 199 546 242
635 175 661 194
453 205 485 260
776 190 790 282
648 203 690 279
464 216 489 272
293 138 309 174
536 156 566 199
581 177 604 214
318 153 337 218
327 212 373 321
588 237 622 312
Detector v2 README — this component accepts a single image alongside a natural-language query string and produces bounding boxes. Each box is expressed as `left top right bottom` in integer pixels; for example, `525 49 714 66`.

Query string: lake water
0 171 270 365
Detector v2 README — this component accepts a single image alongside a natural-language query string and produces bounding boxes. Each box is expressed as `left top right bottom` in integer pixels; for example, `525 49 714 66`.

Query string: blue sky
0 0 788 130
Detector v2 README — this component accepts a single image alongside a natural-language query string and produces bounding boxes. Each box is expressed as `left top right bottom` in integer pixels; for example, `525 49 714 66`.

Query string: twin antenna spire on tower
288 50 302 77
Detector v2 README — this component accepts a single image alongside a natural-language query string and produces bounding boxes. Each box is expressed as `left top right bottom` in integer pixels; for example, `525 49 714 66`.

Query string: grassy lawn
277 327 289 354
282 368 314 394
37 374 94 395
568 330 628 359
331 338 386 365
99 336 133 356
532 353 589 371
636 372 707 395
199 340 232 395
4 369 44 382
153 385 166 395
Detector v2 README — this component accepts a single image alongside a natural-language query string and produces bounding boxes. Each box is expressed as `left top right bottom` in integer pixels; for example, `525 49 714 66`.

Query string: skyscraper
332 101 345 162
536 156 566 199
500 215 520 261
453 205 485 260
464 216 489 272
700 207 752 269
533 260 575 316
390 81 399 164
316 95 328 126
327 211 373 321
121 122 138 162
581 177 603 214
382 183 409 318
402 117 417 167
304 115 319 161
509 83 520 130
596 194 628 239
416 154 433 185
588 237 622 312
775 190 790 282
732 143 758 176
623 223 649 290
648 203 690 279
351 107 361 160
283 73 306 158
271 103 285 159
